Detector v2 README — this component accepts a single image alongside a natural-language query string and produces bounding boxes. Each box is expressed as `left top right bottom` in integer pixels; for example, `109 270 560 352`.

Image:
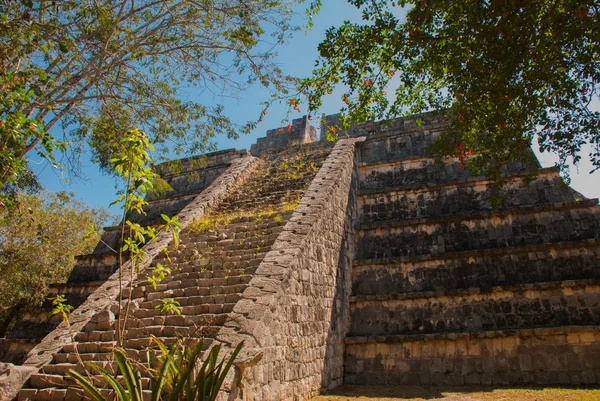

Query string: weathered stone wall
215 137 364 401
345 326 600 386
250 116 317 156
350 280 600 335
352 238 600 296
134 149 247 226
358 156 535 192
152 149 244 198
359 168 582 224
344 111 600 387
67 254 117 283
321 111 445 143
356 201 599 260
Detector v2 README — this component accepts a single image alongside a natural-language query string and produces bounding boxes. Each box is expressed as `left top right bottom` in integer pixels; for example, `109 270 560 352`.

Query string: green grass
312 385 600 401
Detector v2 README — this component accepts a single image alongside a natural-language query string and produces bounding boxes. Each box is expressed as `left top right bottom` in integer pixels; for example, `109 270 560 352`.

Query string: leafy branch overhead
303 0 599 179
0 0 311 203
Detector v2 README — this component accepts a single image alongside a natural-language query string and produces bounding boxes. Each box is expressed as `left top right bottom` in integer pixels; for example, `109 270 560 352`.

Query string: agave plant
66 337 243 401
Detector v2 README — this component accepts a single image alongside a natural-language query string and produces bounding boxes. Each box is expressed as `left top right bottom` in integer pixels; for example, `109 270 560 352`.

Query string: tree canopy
0 191 111 335
304 0 599 179
0 0 312 206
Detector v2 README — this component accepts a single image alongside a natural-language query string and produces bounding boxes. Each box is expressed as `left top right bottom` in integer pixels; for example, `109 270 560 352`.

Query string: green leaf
65 369 106 401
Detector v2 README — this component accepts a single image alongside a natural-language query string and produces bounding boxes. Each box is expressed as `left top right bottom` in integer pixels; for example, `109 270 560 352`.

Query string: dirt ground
311 385 600 401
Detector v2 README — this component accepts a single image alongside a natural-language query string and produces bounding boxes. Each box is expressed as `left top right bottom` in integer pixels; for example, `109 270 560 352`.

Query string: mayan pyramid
1 112 599 401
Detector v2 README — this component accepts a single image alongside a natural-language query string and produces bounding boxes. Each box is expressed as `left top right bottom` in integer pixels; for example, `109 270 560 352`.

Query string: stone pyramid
1 112 599 401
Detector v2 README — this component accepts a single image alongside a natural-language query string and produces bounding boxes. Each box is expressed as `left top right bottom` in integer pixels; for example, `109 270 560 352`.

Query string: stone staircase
344 117 600 386
16 143 332 400
0 151 242 366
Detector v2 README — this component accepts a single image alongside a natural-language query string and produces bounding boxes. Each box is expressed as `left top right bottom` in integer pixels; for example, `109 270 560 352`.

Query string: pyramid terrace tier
0 339 37 366
352 238 600 296
355 122 537 169
359 167 584 225
355 199 600 261
67 253 118 283
358 155 536 194
344 326 600 386
147 149 244 201
348 278 600 336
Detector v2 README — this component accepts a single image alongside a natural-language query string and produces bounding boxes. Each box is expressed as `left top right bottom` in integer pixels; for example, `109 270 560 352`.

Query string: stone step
161 267 257 282
344 325 600 386
74 330 117 343
26 371 153 390
154 274 252 292
161 245 276 263
17 387 63 401
139 292 242 310
52 351 120 365
348 279 600 336
140 273 252 295
181 221 287 240
153 253 269 277
355 200 600 261
125 325 222 341
122 336 212 351
73 313 229 343
359 169 581 224
41 361 118 376
151 239 275 260
26 373 70 390
148 276 248 293
21 387 151 401
219 194 304 212
132 302 236 319
61 341 117 354
131 313 229 330
176 237 275 251
51 338 211 366
352 238 600 296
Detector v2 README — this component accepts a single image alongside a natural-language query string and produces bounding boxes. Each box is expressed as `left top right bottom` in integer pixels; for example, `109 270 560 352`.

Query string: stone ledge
357 198 600 232
358 155 440 169
350 278 600 305
345 324 600 344
353 237 600 268
358 167 560 197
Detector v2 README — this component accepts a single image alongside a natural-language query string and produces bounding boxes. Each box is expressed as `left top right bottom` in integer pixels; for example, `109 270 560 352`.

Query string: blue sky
31 0 599 213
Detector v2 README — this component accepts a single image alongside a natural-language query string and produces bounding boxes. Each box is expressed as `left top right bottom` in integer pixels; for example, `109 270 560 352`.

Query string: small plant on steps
66 337 244 401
